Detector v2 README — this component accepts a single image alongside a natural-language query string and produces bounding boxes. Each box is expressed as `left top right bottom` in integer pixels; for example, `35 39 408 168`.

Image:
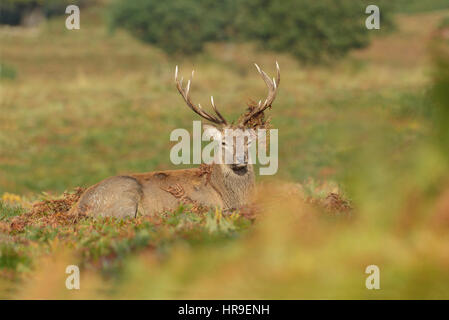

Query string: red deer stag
70 63 280 218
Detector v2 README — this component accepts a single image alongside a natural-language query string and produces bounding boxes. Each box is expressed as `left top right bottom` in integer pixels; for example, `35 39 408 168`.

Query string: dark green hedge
0 0 87 26
108 0 396 64
108 0 237 56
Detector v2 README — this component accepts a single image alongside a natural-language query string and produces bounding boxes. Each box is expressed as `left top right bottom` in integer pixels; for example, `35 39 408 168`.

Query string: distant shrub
108 0 237 56
108 0 395 63
392 0 449 14
236 0 395 64
0 62 17 80
0 0 87 26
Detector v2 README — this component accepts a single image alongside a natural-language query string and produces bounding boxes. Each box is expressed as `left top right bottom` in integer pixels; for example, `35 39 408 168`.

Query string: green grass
1 8 445 194
0 202 23 221
0 62 17 80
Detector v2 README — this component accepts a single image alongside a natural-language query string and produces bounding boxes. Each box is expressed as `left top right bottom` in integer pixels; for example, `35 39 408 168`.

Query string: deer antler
241 62 280 125
175 66 227 125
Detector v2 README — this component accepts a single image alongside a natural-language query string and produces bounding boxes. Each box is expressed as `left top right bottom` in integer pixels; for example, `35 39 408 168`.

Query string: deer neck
209 163 255 210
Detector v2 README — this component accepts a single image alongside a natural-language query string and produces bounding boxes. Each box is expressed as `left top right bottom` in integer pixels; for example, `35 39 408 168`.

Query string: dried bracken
322 192 352 213
161 183 210 214
306 192 352 215
9 187 85 232
196 163 213 184
237 99 272 129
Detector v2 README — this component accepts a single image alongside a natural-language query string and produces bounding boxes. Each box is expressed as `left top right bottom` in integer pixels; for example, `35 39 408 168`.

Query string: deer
69 62 280 218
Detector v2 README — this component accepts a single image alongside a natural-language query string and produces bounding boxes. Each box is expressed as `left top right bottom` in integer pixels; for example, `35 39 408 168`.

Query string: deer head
175 62 280 174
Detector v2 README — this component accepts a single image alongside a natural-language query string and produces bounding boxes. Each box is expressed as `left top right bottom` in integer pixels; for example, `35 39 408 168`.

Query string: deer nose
235 155 246 165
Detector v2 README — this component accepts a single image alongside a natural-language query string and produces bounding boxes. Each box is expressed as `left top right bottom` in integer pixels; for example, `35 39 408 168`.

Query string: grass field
2 8 446 194
1 5 449 299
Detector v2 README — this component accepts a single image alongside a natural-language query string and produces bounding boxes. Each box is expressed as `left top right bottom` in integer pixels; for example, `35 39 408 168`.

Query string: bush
392 0 449 14
108 0 395 63
0 0 87 26
236 0 394 64
108 0 237 56
0 0 33 25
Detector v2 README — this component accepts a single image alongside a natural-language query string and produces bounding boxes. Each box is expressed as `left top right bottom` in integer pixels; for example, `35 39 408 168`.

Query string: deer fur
70 163 255 218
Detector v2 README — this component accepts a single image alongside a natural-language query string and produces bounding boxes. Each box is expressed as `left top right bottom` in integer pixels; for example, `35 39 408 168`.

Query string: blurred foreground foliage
431 20 449 157
339 24 449 232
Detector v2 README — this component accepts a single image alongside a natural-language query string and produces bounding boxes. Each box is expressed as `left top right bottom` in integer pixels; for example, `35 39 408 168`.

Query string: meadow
1 5 449 299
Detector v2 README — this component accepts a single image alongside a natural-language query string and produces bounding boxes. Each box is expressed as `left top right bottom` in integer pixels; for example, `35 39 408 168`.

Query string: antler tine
175 72 213 122
242 62 281 125
186 79 191 97
210 96 228 125
258 67 275 89
175 66 226 124
275 60 281 86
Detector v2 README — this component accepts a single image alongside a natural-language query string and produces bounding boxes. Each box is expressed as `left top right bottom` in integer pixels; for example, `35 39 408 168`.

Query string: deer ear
203 123 222 141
